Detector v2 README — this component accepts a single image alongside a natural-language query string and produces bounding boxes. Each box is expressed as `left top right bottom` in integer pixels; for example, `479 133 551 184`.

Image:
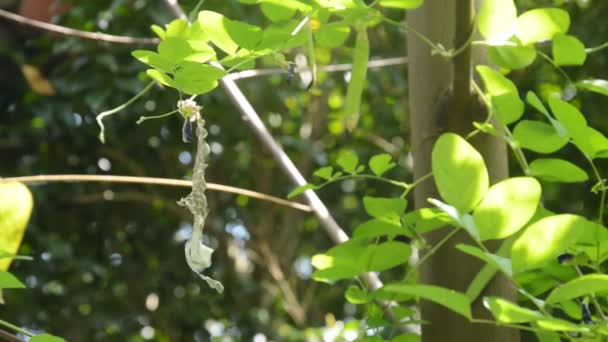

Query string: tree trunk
407 1 519 341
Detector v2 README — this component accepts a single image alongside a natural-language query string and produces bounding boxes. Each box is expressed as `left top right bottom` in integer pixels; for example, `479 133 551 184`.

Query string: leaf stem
316 174 410 191
0 320 33 337
536 50 573 85
585 41 608 54
136 109 179 124
96 81 155 143
403 227 460 282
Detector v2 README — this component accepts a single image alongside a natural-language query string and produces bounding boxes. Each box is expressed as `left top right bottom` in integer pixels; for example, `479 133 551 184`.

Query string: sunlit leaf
378 0 423 10
287 184 316 198
146 69 175 87
456 244 512 276
381 283 471 319
337 151 359 173
511 214 589 272
536 318 589 332
476 65 524 124
362 196 407 223
345 284 371 304
369 153 396 176
477 0 516 41
552 34 586 66
344 28 369 132
513 120 568 153
158 37 193 62
313 166 334 180
516 8 570 45
391 333 420 342
30 334 66 342
0 270 25 289
364 241 411 272
488 43 536 70
484 297 544 323
529 158 588 183
315 22 351 48
431 133 489 213
0 182 33 272
132 50 174 73
546 274 608 304
354 219 409 239
576 79 608 97
173 62 226 95
473 177 541 240
260 2 297 22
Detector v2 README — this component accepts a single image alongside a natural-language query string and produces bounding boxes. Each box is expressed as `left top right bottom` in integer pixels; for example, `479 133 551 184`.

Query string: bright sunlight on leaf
0 182 33 272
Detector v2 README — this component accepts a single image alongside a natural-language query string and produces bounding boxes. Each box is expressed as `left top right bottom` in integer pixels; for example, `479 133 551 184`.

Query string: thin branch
0 328 24 342
1 175 312 212
0 9 158 45
228 57 408 81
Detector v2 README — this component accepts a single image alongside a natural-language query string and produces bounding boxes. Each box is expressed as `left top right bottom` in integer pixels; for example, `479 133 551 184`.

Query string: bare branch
1 174 312 212
228 57 408 81
0 9 158 45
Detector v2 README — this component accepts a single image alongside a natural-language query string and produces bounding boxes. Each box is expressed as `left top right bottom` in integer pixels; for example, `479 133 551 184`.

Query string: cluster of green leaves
288 0 608 340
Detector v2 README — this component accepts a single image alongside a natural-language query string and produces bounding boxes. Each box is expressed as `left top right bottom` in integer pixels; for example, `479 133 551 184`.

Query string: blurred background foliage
0 0 607 341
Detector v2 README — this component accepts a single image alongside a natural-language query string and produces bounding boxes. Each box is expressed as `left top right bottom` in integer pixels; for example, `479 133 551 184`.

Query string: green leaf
0 270 25 289
362 196 407 223
354 219 409 239
146 69 175 88
456 244 512 277
315 22 351 48
529 158 588 183
337 151 359 173
578 126 608 159
477 0 517 41
476 65 524 125
150 24 165 39
473 177 541 240
287 184 316 199
526 91 550 117
224 20 263 51
164 19 188 38
536 318 589 332
431 133 489 213
30 334 66 342
576 79 608 97
198 11 239 54
381 283 471 319
0 182 32 272
548 97 587 138
345 284 371 304
378 0 423 10
483 297 544 323
173 63 225 95
511 214 589 272
364 241 411 272
260 2 297 22
488 43 536 70
546 274 608 304
369 153 396 176
516 8 570 46
313 166 334 180
392 334 420 342
344 28 369 132
157 37 193 62
552 34 586 66
513 120 568 153
131 50 174 73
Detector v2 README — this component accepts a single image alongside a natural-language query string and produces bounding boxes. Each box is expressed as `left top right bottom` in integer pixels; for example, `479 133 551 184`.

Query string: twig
0 9 158 45
0 175 312 212
228 57 408 81
0 328 24 342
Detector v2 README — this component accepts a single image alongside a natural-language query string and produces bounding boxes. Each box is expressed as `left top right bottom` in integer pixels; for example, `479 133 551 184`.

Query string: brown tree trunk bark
407 1 519 341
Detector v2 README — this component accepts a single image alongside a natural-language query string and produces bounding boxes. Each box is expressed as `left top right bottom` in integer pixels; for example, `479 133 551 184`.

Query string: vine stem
96 81 155 143
0 319 33 337
315 174 410 191
403 227 461 282
536 51 573 84
0 175 312 212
